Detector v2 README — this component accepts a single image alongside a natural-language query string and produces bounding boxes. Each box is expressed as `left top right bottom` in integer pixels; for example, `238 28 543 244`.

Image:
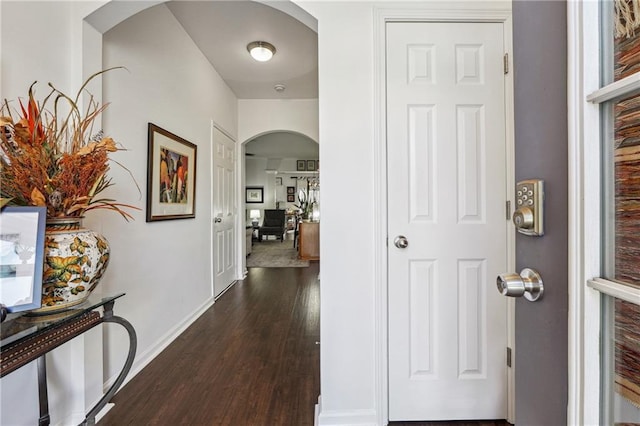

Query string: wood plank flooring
99 263 511 426
389 421 511 426
99 265 320 426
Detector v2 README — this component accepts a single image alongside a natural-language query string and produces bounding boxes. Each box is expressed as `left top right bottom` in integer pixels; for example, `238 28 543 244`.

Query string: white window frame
568 1 640 424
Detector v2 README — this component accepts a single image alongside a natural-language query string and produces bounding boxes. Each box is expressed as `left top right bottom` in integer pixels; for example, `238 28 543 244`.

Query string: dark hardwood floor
100 263 511 426
389 421 511 426
100 264 320 426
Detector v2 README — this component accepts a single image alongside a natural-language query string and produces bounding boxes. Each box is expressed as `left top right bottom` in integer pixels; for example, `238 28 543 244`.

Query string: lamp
247 41 276 62
250 209 261 226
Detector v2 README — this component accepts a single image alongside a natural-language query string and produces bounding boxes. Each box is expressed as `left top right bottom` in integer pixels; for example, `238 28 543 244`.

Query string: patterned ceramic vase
32 218 110 313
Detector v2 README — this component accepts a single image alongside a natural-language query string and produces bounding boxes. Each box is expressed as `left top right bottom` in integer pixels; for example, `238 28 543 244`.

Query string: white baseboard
95 402 114 423
316 395 378 426
103 296 216 391
214 280 238 301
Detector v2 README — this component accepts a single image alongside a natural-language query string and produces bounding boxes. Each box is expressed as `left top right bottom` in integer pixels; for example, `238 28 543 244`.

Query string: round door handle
496 268 544 302
394 235 409 249
214 217 222 223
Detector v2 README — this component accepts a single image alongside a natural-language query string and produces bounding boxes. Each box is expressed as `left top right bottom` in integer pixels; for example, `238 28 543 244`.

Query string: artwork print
159 147 189 204
147 123 197 221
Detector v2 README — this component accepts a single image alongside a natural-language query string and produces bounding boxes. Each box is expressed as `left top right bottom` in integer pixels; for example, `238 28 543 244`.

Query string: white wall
245 157 274 213
299 4 378 422
0 2 237 424
238 99 318 143
1 2 72 98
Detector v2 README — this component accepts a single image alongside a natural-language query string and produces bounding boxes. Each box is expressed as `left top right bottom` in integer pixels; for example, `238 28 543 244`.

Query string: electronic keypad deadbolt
513 179 544 236
496 268 544 302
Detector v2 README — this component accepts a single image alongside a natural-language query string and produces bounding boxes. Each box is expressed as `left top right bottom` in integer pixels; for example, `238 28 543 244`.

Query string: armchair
258 209 286 242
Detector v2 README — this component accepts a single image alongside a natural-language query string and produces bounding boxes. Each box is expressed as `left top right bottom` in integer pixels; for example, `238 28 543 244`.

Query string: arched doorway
242 131 319 270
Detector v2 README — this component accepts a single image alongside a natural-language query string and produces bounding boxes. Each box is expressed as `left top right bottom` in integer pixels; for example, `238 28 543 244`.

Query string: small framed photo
0 206 47 313
287 186 295 195
307 160 316 171
246 187 264 203
297 160 306 171
276 177 283 186
287 194 295 202
146 123 197 222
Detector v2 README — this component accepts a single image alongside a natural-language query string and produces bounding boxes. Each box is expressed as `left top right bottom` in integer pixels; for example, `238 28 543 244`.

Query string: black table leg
80 300 137 426
37 356 50 426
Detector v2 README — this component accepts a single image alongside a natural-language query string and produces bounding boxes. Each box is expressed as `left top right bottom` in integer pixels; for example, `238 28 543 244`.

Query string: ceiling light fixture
247 41 276 62
274 84 286 93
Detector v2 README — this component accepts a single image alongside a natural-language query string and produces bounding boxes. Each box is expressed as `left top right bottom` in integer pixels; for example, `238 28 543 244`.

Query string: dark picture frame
0 206 47 313
307 160 316 171
246 187 264 203
287 194 295 202
146 123 197 222
287 186 295 195
296 160 306 171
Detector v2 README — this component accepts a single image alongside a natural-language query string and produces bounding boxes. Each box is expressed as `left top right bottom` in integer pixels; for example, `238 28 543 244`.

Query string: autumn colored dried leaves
0 68 138 220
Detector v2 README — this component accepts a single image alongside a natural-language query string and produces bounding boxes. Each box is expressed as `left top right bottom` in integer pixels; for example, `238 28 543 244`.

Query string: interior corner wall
295 2 379 424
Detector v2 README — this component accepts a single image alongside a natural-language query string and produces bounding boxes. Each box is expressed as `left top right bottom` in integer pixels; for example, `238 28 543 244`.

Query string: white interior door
212 125 237 298
387 21 508 420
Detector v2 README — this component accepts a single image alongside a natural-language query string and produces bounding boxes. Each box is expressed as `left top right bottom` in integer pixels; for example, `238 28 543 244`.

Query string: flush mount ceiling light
247 41 276 62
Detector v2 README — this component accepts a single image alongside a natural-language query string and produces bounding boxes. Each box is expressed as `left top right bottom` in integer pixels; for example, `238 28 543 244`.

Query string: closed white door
387 22 508 420
212 125 236 298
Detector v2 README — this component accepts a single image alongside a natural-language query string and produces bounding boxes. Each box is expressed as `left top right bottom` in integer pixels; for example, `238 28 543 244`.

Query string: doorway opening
242 131 319 270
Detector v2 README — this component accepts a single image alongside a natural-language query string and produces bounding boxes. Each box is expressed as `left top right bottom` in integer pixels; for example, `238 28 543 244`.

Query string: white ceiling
166 0 318 99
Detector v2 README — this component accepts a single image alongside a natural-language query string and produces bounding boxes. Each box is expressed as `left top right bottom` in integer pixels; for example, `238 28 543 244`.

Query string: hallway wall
99 0 237 390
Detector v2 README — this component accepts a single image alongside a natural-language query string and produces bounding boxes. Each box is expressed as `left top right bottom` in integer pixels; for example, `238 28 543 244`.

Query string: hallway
100 265 320 425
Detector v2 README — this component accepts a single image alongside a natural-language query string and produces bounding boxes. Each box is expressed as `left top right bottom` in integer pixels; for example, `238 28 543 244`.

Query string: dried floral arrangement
0 68 138 220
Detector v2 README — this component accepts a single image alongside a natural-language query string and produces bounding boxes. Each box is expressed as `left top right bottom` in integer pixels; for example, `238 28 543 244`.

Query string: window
588 2 640 423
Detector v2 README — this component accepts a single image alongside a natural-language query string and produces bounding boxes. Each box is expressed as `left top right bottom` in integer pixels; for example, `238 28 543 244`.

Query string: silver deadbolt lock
496 268 544 302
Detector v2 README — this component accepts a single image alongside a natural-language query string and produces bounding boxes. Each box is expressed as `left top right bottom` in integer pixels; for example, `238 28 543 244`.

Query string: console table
298 221 320 260
0 294 136 426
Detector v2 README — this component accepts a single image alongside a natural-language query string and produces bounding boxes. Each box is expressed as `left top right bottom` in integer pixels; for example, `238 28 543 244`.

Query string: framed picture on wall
146 123 197 222
287 194 295 202
297 160 306 171
307 160 316 171
287 186 295 195
246 187 264 203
